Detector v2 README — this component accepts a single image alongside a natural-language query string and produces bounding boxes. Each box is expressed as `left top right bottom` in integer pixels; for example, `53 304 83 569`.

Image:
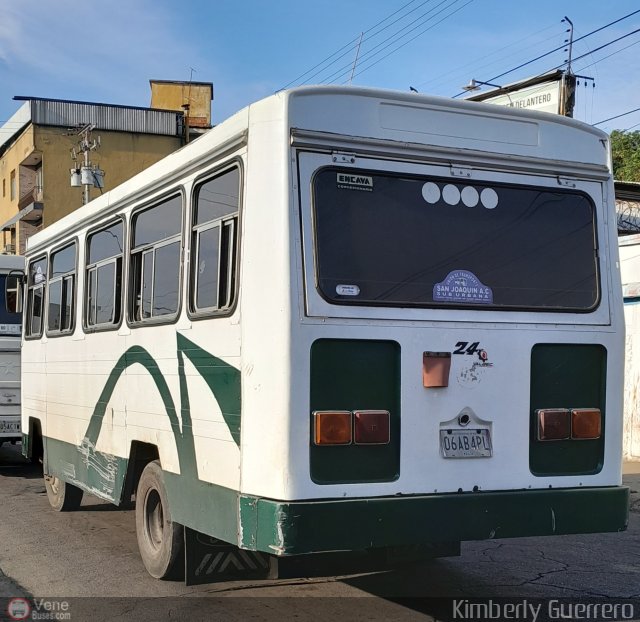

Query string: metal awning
0 202 43 231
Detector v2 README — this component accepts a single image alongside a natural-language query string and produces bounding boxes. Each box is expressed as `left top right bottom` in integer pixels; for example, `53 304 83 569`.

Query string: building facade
0 97 186 255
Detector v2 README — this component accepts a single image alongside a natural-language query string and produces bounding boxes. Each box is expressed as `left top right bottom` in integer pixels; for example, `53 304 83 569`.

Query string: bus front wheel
135 460 184 579
44 473 83 511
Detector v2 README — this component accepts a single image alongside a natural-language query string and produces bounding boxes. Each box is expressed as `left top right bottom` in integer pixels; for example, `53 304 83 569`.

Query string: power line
416 23 563 91
313 0 459 85
570 28 640 64
347 0 475 83
451 8 640 97
573 38 640 72
594 107 640 127
279 0 429 89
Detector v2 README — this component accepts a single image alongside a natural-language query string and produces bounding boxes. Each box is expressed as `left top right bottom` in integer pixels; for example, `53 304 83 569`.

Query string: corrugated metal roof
26 99 183 136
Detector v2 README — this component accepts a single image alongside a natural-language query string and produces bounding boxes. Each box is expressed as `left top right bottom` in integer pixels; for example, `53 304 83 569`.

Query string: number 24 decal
454 342 490 362
453 341 480 355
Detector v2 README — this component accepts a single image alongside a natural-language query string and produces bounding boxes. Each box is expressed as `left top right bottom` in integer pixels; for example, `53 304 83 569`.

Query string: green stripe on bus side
37 333 242 532
177 333 241 445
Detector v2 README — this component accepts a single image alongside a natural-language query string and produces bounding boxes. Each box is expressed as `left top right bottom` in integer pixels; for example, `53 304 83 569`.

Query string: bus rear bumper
243 486 629 556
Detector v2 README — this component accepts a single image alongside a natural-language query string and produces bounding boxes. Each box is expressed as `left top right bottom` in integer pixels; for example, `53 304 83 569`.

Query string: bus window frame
83 216 126 334
25 254 48 340
309 164 601 314
126 190 185 328
187 160 243 321
45 239 78 338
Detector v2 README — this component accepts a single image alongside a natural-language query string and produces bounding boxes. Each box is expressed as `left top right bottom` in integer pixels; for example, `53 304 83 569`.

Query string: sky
0 0 639 134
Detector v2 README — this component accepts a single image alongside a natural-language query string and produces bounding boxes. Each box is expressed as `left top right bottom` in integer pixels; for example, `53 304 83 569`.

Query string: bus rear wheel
44 473 83 511
135 460 184 579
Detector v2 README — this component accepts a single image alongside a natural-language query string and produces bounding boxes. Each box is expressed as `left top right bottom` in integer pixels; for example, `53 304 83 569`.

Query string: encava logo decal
337 173 373 191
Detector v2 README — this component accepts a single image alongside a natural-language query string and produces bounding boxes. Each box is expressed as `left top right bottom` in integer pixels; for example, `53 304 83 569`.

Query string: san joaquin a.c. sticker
433 270 493 304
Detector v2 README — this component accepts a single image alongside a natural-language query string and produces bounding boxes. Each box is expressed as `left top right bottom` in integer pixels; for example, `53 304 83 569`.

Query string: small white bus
0 255 24 448
21 86 628 581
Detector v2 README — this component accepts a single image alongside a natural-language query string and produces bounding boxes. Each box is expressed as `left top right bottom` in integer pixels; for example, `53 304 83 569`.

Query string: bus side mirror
5 271 24 315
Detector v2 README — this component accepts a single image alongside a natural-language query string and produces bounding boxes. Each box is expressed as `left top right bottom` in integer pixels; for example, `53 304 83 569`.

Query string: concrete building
149 80 213 133
0 97 186 255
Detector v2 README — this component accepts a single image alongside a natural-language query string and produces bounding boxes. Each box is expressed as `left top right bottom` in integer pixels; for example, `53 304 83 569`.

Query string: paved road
0 442 639 621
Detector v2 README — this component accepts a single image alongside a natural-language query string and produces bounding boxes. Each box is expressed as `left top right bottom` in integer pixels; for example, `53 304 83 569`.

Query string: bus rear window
312 169 599 311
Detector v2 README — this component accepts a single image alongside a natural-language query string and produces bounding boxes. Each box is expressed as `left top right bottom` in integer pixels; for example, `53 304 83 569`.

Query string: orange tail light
313 411 352 445
571 408 602 439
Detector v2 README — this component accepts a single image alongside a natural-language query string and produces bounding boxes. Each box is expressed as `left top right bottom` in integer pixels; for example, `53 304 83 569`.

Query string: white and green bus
21 86 628 581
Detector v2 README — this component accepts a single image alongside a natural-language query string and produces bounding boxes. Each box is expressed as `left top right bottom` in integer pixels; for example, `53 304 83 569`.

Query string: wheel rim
144 489 164 551
44 474 61 496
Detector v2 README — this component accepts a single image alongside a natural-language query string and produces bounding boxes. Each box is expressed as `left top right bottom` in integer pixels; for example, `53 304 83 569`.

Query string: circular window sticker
442 184 461 206
461 186 479 207
422 182 440 204
481 188 499 209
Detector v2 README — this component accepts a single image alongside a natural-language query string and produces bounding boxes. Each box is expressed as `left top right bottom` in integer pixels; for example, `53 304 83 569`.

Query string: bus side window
47 243 77 335
190 166 240 314
129 195 182 323
26 256 47 338
85 221 124 329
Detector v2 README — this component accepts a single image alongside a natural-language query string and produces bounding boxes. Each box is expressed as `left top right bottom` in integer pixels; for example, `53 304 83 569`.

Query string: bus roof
26 85 611 254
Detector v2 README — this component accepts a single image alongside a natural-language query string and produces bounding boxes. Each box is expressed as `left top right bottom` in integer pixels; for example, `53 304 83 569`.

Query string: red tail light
354 410 390 445
537 409 570 441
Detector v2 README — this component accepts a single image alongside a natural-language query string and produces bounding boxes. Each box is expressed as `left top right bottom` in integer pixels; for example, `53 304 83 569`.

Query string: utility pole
70 124 103 205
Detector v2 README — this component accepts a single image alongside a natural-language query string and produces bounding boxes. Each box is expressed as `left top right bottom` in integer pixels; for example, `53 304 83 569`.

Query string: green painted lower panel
32 440 629 561
35 434 242 546
164 472 239 546
251 486 629 556
43 436 128 504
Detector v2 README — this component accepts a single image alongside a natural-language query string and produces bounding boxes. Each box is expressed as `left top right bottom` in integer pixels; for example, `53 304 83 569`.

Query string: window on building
26 257 47 338
129 195 182 322
9 171 16 201
35 165 43 197
2 179 5 197
47 243 77 334
86 221 124 329
190 167 240 314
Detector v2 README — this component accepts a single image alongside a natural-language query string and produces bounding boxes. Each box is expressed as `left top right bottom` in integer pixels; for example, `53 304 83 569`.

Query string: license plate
440 428 492 458
0 421 20 434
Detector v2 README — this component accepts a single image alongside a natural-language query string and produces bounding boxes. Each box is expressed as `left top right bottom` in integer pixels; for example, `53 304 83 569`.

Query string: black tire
135 460 184 579
44 473 83 511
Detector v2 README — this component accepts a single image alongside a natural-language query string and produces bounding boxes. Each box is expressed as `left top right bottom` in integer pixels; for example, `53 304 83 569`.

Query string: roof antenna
349 32 364 85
